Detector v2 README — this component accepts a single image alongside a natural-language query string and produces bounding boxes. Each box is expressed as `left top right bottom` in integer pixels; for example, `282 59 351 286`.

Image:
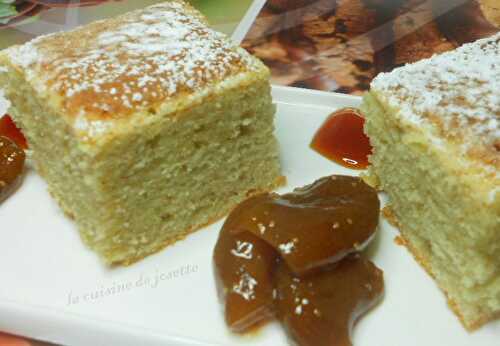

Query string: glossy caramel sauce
0 115 27 150
275 255 383 346
213 228 277 333
225 176 379 276
311 108 372 170
213 175 383 345
0 136 25 203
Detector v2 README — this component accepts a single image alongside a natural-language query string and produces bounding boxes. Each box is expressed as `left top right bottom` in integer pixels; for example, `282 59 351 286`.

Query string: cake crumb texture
362 33 499 330
0 1 284 265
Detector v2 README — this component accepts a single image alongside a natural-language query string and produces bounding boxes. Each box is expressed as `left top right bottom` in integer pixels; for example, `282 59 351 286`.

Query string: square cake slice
0 1 284 265
361 33 499 330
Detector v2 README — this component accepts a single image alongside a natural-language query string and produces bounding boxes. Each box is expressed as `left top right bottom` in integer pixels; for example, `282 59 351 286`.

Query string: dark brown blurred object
244 6 282 41
243 0 381 94
435 0 498 46
362 0 401 73
392 0 455 66
267 0 317 12
242 0 500 94
310 0 378 93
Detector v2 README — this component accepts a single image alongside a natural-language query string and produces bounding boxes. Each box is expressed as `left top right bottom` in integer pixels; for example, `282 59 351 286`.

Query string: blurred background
242 0 500 94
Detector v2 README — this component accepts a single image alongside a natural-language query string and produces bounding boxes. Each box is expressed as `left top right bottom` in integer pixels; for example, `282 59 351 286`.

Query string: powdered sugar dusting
232 272 258 301
73 114 114 139
6 36 44 69
488 188 498 204
0 89 11 115
4 1 259 125
372 33 499 170
279 240 296 255
230 241 254 260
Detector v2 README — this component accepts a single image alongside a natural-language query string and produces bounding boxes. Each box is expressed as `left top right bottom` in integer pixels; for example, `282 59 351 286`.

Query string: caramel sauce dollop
213 175 383 346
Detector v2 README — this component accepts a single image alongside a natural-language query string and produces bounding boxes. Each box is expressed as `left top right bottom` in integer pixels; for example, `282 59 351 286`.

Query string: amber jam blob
0 115 27 150
0 136 25 203
213 175 384 346
275 255 383 346
311 108 372 170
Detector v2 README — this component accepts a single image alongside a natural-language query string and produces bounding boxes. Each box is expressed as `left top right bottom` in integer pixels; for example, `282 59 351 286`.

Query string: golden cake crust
1 1 262 123
371 33 500 174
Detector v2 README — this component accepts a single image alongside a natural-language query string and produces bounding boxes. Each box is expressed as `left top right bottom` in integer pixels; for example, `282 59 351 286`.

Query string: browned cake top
372 33 499 173
4 1 260 120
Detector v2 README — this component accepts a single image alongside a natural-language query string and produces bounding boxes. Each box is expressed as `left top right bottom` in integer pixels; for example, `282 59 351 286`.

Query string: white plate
0 86 498 346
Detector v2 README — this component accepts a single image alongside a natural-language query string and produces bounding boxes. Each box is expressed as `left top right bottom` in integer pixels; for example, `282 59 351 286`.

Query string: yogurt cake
0 1 284 265
361 33 499 330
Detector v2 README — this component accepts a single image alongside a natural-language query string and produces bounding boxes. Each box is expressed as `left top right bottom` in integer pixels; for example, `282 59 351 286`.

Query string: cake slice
0 1 284 265
361 33 499 330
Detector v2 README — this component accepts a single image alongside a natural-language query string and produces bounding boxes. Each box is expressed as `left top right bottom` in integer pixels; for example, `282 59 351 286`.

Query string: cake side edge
361 90 500 331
